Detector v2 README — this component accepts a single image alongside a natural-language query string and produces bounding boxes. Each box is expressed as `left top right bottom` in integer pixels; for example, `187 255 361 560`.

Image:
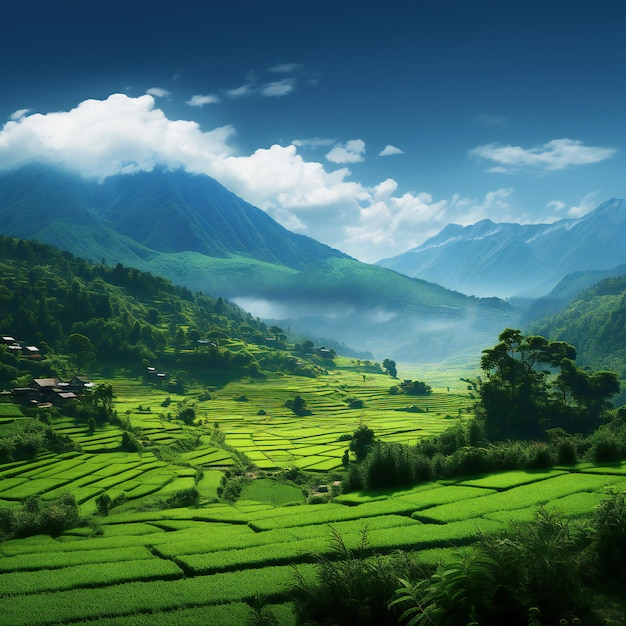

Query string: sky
1 0 624 263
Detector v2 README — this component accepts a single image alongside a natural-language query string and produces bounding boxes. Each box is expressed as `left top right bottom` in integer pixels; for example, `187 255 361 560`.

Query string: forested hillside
530 275 626 402
0 236 329 386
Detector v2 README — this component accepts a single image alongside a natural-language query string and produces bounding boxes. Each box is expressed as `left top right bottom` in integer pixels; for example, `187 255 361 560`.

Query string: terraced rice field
1 462 624 625
4 359 623 623
103 358 474 473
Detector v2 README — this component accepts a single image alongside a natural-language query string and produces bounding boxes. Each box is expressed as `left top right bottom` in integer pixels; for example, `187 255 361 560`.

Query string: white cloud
226 84 254 98
546 200 566 212
9 109 30 120
566 192 600 218
0 94 539 263
269 63 302 73
292 137 336 149
0 94 234 177
326 139 366 164
146 87 171 98
470 138 617 172
186 94 221 107
379 144 404 157
260 79 295 97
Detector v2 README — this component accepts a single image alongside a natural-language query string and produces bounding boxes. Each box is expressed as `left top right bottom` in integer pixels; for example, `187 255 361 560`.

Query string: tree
382 359 397 378
350 425 376 462
286 394 310 416
478 329 619 440
64 333 96 376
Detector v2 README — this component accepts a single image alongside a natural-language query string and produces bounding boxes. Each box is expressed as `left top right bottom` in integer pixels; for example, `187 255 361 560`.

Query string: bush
589 490 626 583
527 443 553 470
120 430 142 452
293 528 423 626
166 487 200 508
0 493 80 539
556 438 578 465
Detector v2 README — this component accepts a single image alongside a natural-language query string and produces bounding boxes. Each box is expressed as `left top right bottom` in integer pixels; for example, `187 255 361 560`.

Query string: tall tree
478 329 619 440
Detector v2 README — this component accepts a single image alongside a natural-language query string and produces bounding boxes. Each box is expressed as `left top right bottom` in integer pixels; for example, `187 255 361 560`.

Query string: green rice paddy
1 359 625 624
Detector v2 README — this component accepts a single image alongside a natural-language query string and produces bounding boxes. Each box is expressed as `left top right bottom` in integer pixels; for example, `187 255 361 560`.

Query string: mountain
377 199 626 298
0 164 517 361
523 262 626 325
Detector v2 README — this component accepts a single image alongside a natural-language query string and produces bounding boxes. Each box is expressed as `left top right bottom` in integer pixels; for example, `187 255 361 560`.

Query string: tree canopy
478 329 619 440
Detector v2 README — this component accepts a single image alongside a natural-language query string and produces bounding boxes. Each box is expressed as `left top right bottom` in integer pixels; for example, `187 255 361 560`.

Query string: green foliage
588 489 626 584
390 552 498 626
293 527 423 626
0 235 324 385
382 358 397 378
166 487 200 508
0 419 77 463
0 493 79 539
399 380 433 396
391 507 593 626
349 424 376 462
120 430 142 452
285 394 310 416
478 329 619 440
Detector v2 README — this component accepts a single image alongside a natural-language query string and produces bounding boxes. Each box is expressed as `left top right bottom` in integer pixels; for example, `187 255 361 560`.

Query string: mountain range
0 164 515 362
377 198 626 299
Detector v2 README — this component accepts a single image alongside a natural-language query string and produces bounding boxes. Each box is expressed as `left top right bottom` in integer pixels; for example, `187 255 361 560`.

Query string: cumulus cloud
566 192 601 218
186 94 221 107
260 79 295 97
379 144 404 157
10 109 30 120
326 139 366 164
146 87 171 98
470 138 617 172
0 94 234 177
0 94 528 263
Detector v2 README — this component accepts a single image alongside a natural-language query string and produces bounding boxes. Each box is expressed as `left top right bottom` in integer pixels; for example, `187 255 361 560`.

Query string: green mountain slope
530 275 626 402
0 165 518 361
0 236 332 384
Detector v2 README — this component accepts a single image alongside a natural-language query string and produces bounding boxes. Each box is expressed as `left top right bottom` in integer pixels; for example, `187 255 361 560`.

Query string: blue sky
1 0 624 262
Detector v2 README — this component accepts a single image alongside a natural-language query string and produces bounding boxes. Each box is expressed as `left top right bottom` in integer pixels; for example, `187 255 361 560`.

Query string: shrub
293 528 423 626
588 436 621 463
0 493 80 539
556 438 578 465
166 487 200 508
527 443 553 470
589 489 626 583
120 430 142 452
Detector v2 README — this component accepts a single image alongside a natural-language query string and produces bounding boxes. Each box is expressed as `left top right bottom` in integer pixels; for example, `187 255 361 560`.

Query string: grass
0 564 317 626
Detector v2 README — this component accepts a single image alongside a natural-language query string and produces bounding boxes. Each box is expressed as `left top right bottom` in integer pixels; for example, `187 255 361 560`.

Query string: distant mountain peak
377 198 626 298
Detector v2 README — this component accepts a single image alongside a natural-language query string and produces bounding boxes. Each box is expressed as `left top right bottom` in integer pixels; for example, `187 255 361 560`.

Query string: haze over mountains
0 164 516 362
377 198 626 299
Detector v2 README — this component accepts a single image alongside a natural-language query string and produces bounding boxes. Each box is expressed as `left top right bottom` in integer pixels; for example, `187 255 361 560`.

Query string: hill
377 198 626 299
0 165 517 361
0 235 333 386
530 274 626 403
523 262 626 324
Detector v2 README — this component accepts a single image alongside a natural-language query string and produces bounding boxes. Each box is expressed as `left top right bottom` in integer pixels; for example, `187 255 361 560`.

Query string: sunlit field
110 357 476 472
2 459 624 625
5 355 623 624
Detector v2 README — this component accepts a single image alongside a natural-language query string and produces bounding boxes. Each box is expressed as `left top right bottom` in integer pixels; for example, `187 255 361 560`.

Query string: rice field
2 360 625 624
1 460 623 624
